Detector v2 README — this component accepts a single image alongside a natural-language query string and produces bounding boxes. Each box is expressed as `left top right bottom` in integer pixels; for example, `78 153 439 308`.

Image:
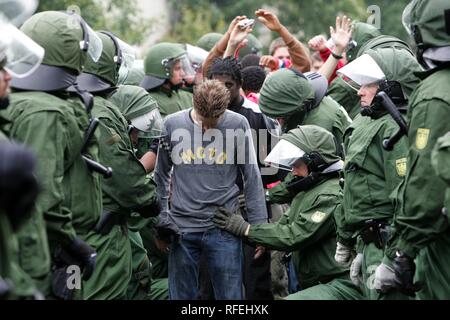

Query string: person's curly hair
207 56 243 86
193 79 230 119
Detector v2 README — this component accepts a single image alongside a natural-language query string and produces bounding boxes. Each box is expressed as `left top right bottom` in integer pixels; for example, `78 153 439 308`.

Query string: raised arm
256 9 311 72
202 16 246 78
318 16 352 80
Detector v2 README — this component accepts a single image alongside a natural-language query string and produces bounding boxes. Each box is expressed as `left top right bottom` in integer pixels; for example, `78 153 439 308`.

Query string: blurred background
36 0 412 56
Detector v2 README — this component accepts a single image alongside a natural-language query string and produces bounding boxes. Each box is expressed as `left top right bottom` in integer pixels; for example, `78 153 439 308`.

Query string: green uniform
328 77 361 119
386 69 450 299
329 27 413 120
126 231 151 300
249 177 348 290
7 91 103 298
341 113 409 299
268 96 351 204
0 113 41 300
90 95 158 299
0 211 40 299
148 87 192 118
107 84 167 299
432 132 450 222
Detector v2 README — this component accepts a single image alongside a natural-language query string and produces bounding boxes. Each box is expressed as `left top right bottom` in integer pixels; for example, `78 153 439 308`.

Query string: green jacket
148 87 192 118
329 36 414 120
248 177 348 289
339 113 408 238
268 96 351 204
328 77 361 119
0 113 9 140
386 68 450 259
91 96 157 215
0 213 40 299
432 132 450 222
7 91 103 297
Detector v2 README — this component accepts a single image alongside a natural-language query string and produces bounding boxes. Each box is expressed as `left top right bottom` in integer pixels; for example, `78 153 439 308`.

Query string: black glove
138 197 162 218
0 141 40 230
393 252 422 297
65 238 97 280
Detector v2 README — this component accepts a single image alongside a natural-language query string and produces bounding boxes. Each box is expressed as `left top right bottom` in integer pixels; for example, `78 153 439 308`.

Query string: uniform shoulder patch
311 211 328 223
395 158 407 177
106 133 121 145
415 128 430 150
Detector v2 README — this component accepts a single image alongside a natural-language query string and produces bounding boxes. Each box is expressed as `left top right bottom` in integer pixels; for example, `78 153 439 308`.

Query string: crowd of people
0 0 449 300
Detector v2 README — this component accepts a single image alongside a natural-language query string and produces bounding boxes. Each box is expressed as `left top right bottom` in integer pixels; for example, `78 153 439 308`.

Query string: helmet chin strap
361 80 406 119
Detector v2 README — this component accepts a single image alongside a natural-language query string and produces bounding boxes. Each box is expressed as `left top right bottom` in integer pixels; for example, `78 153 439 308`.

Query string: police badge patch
311 211 327 223
416 128 430 150
396 158 407 176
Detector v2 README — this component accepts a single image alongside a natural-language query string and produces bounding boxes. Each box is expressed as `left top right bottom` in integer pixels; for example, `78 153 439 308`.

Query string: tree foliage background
36 0 154 45
167 0 412 51
36 0 412 50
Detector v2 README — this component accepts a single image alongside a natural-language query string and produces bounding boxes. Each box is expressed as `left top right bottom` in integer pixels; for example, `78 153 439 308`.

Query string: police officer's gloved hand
0 142 40 230
213 207 249 237
65 237 97 280
393 252 421 297
374 263 397 293
155 218 181 244
350 253 363 287
334 242 353 266
138 197 162 218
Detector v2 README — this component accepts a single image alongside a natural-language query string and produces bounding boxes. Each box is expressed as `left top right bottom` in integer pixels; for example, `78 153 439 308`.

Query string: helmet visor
337 54 385 91
0 0 38 26
0 18 44 78
402 1 414 36
117 38 136 83
168 54 196 85
265 116 283 139
264 139 305 171
69 13 103 63
186 44 208 72
131 108 164 138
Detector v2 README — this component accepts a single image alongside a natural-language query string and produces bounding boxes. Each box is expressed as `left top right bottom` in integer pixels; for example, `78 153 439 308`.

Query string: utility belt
359 219 390 249
94 210 128 236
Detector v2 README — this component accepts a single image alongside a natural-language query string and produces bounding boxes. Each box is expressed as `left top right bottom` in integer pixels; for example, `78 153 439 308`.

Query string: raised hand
308 35 328 52
329 16 353 53
227 16 247 35
229 21 253 48
255 9 282 32
259 55 279 71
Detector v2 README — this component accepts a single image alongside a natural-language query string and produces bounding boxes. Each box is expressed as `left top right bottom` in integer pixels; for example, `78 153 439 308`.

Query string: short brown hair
194 79 230 119
269 37 287 56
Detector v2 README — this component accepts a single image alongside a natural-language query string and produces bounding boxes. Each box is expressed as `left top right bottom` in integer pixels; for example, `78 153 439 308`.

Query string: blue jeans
168 228 243 300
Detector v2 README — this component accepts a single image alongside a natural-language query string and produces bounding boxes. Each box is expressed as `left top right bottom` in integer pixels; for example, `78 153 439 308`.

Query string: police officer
375 0 450 299
259 69 352 205
0 0 45 300
327 21 413 119
7 11 102 299
72 31 162 299
140 43 195 118
333 47 422 300
108 43 169 300
213 125 351 296
197 33 223 52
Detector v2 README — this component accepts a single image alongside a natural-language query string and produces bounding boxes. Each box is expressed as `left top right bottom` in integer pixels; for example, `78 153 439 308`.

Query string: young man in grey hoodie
154 79 268 300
